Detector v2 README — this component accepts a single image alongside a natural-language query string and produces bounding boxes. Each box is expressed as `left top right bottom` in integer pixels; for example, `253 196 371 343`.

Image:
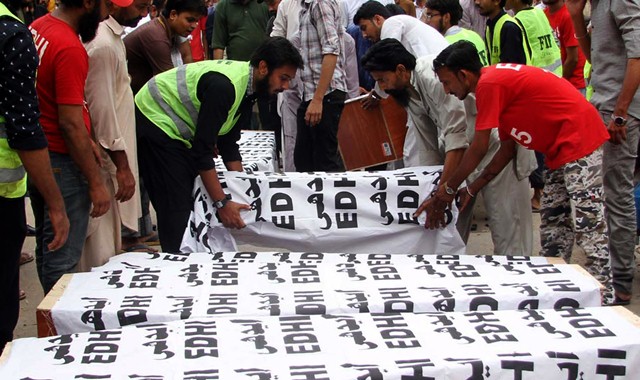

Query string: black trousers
136 108 198 252
294 90 346 172
0 196 25 353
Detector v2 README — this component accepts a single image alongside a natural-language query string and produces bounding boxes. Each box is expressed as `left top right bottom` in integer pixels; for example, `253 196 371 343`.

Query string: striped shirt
297 0 348 102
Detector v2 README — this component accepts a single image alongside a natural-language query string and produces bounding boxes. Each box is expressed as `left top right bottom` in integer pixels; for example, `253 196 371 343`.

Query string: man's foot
142 232 160 245
531 188 543 212
122 243 158 253
19 252 34 265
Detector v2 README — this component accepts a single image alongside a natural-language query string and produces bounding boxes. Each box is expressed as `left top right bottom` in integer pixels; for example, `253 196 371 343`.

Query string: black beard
254 75 271 99
122 16 143 28
78 4 102 43
386 88 411 107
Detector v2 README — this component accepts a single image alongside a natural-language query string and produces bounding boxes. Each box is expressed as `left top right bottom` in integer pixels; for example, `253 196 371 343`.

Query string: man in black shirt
134 37 303 252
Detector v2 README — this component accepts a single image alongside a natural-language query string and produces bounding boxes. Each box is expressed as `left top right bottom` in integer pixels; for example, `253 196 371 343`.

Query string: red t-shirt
29 14 91 154
475 64 608 170
189 16 207 62
544 5 586 90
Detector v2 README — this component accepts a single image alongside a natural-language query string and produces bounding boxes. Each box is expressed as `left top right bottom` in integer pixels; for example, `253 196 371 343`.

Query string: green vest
514 7 562 76
485 13 531 65
584 61 593 100
446 27 489 66
0 3 28 198
135 60 251 148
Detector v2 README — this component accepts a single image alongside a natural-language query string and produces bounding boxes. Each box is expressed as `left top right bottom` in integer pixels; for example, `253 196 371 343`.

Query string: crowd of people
1 0 639 354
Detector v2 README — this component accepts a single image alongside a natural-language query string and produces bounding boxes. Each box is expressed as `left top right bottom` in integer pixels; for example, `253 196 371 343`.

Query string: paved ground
14 196 640 340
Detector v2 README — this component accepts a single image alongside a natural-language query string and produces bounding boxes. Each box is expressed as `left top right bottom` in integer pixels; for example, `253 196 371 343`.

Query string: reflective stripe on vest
146 75 194 141
0 5 28 198
135 60 250 148
446 28 489 66
485 13 531 65
0 121 27 197
514 7 562 76
0 3 21 22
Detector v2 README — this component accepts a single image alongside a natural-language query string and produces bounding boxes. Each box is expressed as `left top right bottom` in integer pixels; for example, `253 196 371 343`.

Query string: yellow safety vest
135 60 251 148
485 13 531 65
514 7 562 76
446 27 489 66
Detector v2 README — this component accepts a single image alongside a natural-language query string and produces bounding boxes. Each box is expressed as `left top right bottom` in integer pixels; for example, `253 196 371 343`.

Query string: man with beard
80 0 151 270
362 39 534 255
28 0 110 293
354 1 448 168
134 37 303 252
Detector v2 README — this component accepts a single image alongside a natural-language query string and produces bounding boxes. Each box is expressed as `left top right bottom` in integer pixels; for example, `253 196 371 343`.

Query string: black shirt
191 71 253 171
0 16 47 151
486 10 528 65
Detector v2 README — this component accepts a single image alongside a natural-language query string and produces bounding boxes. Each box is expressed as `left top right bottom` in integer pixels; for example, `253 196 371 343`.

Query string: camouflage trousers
540 148 613 305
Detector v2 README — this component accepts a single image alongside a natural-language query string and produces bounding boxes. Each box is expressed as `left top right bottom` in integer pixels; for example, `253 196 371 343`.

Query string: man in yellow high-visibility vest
134 37 303 252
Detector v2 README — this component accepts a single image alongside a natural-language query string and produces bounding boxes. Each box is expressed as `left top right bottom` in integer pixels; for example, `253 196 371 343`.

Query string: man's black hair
0 0 22 14
162 0 207 18
250 36 304 70
425 0 463 25
385 3 405 16
361 38 416 72
58 0 85 8
433 40 482 74
353 1 391 25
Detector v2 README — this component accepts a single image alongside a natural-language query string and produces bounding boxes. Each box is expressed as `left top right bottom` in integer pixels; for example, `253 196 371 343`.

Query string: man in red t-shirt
543 0 586 92
421 41 614 305
28 0 113 293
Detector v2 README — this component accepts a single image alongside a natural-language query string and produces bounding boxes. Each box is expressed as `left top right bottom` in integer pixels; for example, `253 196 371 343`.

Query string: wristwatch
612 114 628 126
442 182 456 196
214 194 232 209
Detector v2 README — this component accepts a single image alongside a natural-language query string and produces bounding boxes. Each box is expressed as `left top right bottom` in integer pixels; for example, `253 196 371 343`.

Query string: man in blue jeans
28 0 111 293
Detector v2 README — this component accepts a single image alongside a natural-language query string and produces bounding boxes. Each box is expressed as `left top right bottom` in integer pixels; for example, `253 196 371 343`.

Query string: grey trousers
278 79 302 172
457 158 533 256
602 113 639 295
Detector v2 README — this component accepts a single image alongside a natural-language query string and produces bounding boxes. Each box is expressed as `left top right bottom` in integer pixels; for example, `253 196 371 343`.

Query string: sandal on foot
122 243 158 253
20 251 34 265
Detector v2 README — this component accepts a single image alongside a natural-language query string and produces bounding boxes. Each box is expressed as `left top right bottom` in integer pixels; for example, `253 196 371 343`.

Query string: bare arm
466 138 518 195
562 46 579 81
17 149 69 250
104 149 135 202
57 104 110 217
180 39 193 64
608 58 640 144
213 48 224 60
305 53 338 126
415 129 492 229
565 0 590 62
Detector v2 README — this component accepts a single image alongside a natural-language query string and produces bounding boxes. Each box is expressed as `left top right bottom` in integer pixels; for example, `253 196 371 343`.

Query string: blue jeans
29 152 91 294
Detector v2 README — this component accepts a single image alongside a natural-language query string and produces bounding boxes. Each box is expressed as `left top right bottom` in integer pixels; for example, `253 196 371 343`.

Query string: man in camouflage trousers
421 41 614 304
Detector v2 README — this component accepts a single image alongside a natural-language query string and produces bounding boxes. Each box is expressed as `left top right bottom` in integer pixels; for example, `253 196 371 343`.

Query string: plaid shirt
297 0 347 102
